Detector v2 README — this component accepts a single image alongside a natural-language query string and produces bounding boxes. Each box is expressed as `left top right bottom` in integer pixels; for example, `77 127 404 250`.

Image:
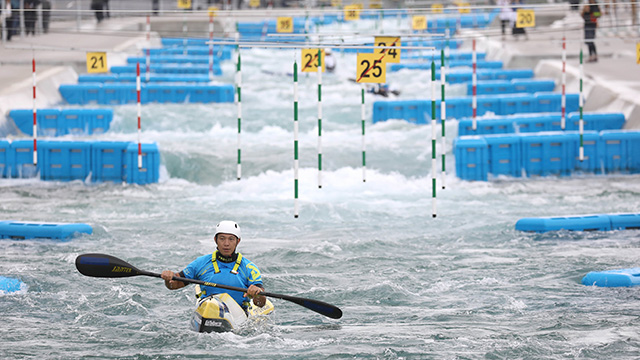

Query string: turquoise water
2 20 640 359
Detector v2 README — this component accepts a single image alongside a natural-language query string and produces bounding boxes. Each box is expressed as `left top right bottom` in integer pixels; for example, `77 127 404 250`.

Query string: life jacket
195 251 244 299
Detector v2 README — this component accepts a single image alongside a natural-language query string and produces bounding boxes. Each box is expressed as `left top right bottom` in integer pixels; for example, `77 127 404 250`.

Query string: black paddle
75 253 343 319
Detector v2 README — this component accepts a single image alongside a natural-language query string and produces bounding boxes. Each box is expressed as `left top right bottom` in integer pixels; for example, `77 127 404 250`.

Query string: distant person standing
510 0 528 40
497 0 513 40
7 0 19 40
1 0 11 40
41 0 50 33
582 0 601 62
24 0 39 36
91 0 104 23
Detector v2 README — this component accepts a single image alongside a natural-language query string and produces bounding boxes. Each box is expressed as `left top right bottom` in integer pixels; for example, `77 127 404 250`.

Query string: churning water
1 18 640 359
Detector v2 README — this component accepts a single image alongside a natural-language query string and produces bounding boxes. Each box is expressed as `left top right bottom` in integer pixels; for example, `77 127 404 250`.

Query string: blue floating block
90 141 129 183
569 131 600 173
515 214 612 232
9 140 38 178
0 276 24 293
608 213 640 230
582 268 640 287
454 136 489 181
39 141 91 181
458 118 515 136
485 134 522 177
125 143 160 185
514 114 561 133
600 130 640 174
566 112 626 131
0 140 9 178
0 220 92 240
59 84 101 105
520 132 574 176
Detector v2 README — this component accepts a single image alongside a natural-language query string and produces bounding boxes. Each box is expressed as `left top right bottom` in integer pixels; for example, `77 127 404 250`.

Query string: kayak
190 286 274 333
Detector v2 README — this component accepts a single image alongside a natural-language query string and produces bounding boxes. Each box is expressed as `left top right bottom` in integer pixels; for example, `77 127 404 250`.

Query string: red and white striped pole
136 62 142 169
146 15 150 41
471 38 477 131
146 16 151 82
561 36 566 130
32 55 37 166
208 13 214 81
145 48 150 83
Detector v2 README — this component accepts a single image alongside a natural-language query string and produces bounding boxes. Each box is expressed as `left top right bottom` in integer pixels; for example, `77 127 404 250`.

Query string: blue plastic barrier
566 112 626 131
0 140 9 178
59 84 101 105
78 74 211 83
90 141 129 183
516 214 613 232
110 64 221 75
9 140 38 178
514 114 561 133
125 143 160 185
60 84 234 104
453 136 489 181
1 140 160 184
0 276 24 293
127 55 228 66
485 134 522 177
402 51 487 61
0 220 92 240
600 131 640 174
9 109 113 136
458 118 516 136
582 268 640 287
609 213 640 230
39 141 91 181
520 132 577 176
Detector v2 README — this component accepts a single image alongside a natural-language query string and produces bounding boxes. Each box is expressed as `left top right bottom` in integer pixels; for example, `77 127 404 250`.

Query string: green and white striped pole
317 48 323 189
431 60 437 218
294 55 300 218
440 49 447 190
361 83 366 183
579 49 584 162
236 47 242 180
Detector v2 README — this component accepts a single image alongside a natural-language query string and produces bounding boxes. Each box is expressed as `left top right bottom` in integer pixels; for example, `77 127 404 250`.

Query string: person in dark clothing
582 0 601 62
41 0 50 33
103 0 109 18
91 0 104 23
24 0 39 36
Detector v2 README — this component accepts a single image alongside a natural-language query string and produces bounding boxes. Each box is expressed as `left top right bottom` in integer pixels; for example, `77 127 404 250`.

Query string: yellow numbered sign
516 9 535 28
208 6 218 17
277 17 293 33
301 49 325 73
374 36 401 64
369 0 382 9
249 0 260 7
431 4 443 13
86 52 107 73
177 0 191 9
344 5 360 21
356 53 386 84
637 42 640 65
458 2 470 13
331 0 341 7
412 15 427 31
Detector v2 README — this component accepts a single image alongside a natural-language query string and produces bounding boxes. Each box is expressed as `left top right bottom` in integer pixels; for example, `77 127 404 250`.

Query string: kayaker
161 220 267 310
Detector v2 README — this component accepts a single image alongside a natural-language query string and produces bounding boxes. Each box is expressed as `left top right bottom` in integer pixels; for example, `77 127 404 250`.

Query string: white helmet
215 220 241 239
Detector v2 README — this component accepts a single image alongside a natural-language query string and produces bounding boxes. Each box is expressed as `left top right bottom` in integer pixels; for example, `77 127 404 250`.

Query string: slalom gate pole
209 13 214 81
440 49 446 190
579 48 584 161
236 47 242 180
361 83 366 183
431 60 437 218
136 62 142 169
561 36 566 130
293 54 300 218
32 54 37 166
317 48 323 189
471 38 477 131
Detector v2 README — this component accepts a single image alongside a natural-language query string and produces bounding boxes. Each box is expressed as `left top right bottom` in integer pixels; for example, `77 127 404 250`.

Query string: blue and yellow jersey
181 252 262 308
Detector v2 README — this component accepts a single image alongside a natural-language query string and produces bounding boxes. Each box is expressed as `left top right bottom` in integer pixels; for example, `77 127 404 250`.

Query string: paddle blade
75 253 144 278
268 292 343 319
